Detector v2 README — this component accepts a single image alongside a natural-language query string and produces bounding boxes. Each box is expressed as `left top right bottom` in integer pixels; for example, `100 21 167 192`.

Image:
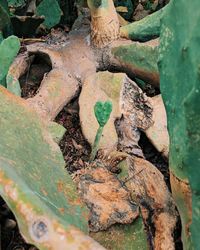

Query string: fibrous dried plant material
118 76 153 157
126 157 177 250
76 164 139 232
145 94 169 158
88 0 120 48
121 76 153 131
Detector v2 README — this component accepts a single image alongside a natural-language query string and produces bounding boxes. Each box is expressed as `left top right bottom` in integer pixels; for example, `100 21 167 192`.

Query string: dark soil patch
0 197 37 250
139 132 183 250
19 53 52 99
55 99 91 174
139 132 170 189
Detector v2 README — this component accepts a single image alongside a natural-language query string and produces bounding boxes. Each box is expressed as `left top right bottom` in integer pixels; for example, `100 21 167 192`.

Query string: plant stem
90 126 104 162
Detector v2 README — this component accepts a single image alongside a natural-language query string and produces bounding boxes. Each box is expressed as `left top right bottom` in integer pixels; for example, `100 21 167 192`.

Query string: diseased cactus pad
94 101 113 127
0 87 93 249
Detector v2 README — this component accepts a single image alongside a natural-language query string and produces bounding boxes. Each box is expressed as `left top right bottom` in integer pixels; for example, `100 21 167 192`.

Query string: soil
55 99 91 174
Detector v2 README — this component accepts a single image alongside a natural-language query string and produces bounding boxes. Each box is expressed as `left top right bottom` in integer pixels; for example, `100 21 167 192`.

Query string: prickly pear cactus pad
94 101 113 127
90 101 113 161
0 35 20 87
159 0 200 248
36 0 62 29
0 87 102 249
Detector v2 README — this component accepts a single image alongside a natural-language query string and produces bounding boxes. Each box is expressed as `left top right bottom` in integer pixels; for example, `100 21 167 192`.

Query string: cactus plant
159 0 200 248
0 0 13 37
0 86 106 250
0 1 186 248
111 41 159 87
36 0 62 29
120 4 169 41
90 101 113 161
0 35 20 87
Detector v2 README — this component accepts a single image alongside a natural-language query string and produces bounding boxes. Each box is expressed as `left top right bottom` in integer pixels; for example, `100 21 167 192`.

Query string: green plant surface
87 0 109 10
111 42 159 87
159 0 200 248
0 35 20 87
0 0 13 37
90 101 112 161
91 217 147 250
94 101 113 127
7 0 26 8
114 0 134 20
36 0 62 29
120 4 169 41
0 87 94 249
47 122 66 144
6 73 21 95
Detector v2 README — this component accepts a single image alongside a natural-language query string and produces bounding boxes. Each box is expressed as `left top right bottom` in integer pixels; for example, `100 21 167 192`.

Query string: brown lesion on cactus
0 168 105 249
170 171 192 238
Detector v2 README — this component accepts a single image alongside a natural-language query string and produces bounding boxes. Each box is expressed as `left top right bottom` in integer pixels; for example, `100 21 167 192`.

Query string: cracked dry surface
75 164 139 232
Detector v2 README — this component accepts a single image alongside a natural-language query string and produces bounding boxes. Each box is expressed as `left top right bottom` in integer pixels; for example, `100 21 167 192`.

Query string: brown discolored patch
154 213 176 250
41 187 48 196
127 157 177 249
77 164 138 232
59 207 65 214
90 0 120 48
170 171 192 240
57 180 64 193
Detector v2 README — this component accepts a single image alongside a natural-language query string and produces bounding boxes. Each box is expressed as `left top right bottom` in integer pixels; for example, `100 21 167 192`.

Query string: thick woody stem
87 0 119 48
26 70 80 121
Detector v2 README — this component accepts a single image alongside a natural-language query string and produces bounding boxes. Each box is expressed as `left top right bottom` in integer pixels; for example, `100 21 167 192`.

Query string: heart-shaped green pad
94 101 112 127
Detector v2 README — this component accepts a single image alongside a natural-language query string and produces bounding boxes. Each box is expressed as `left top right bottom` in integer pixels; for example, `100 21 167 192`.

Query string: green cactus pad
0 35 20 87
0 86 90 248
36 0 62 29
94 101 113 127
159 0 200 248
